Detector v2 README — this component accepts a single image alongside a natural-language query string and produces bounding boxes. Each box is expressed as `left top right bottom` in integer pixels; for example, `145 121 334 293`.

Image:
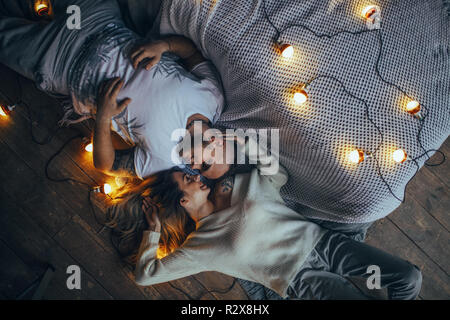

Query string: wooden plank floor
0 64 448 300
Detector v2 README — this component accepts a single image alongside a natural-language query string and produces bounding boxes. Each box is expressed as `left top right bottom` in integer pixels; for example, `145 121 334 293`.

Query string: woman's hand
130 40 169 70
142 197 161 233
97 78 132 122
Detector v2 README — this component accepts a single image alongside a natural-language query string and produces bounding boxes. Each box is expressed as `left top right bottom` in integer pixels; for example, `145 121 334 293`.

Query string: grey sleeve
190 61 223 91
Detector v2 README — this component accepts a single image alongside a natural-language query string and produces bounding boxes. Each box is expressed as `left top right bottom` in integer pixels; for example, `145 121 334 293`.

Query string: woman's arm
135 200 205 286
93 78 132 173
135 231 205 286
130 36 206 71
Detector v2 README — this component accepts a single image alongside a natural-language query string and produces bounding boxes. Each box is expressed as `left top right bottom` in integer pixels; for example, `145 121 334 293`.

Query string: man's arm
164 36 206 71
130 35 206 72
93 78 132 174
93 117 115 172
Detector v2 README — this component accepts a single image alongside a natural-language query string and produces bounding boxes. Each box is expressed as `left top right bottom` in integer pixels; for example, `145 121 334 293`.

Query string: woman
111 165 423 300
0 0 224 178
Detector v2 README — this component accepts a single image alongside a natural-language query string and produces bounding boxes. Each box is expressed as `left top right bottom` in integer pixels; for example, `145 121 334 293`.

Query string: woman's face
172 172 211 211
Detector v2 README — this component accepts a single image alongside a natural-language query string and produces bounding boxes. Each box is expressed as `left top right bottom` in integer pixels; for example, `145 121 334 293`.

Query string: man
92 35 225 180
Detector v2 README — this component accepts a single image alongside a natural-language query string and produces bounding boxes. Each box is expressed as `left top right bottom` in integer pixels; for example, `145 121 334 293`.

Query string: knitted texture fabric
159 0 450 223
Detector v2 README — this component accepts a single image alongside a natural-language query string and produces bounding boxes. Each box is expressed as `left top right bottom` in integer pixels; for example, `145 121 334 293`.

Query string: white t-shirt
68 24 224 179
111 55 224 179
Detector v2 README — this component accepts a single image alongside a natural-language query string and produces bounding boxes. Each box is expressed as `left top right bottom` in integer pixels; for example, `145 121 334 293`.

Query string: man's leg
0 0 126 94
0 16 59 81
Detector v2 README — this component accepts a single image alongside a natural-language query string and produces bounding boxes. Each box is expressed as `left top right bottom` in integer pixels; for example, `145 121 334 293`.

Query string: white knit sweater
134 166 326 297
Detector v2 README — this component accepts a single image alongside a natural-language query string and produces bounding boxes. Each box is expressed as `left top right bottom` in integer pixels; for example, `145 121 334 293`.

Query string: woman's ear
209 136 223 147
180 197 188 208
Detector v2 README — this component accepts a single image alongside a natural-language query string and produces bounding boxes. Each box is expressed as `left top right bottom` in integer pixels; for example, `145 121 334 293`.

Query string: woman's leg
311 231 423 300
306 217 373 242
288 268 371 300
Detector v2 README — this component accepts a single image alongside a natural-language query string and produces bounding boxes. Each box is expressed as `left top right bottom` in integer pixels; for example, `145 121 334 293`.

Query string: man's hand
130 40 169 70
142 197 161 233
93 78 131 172
97 78 132 122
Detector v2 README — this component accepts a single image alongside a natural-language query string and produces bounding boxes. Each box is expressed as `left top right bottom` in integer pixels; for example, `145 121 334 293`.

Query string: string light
85 143 93 153
0 106 7 117
348 149 368 164
293 88 308 105
0 104 15 117
82 137 93 152
278 43 294 58
4 1 442 232
103 183 112 194
362 5 380 20
260 1 446 203
1 3 443 300
34 0 51 16
405 100 423 119
362 5 381 29
393 149 408 163
93 183 112 195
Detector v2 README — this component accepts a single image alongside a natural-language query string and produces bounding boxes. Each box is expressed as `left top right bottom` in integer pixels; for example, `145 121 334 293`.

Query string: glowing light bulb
293 90 308 105
362 5 381 29
103 183 112 195
93 183 112 195
33 0 53 19
406 100 423 119
35 1 49 16
280 44 294 58
393 149 407 163
0 106 7 117
0 104 14 117
348 150 365 164
85 143 93 153
362 5 379 19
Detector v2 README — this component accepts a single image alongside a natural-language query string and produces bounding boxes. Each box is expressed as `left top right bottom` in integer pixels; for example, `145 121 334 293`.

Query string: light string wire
12 75 108 234
4 2 444 298
261 0 446 202
12 75 62 145
374 29 446 167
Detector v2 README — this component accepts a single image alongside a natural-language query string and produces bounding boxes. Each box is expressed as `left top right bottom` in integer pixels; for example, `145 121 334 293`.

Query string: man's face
182 135 231 180
190 146 231 180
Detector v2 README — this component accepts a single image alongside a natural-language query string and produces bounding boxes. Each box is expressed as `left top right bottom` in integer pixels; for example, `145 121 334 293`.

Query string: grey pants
0 0 123 94
239 219 375 299
286 231 422 300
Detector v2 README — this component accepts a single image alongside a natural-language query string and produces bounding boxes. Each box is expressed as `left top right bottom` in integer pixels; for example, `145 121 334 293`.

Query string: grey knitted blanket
158 0 450 223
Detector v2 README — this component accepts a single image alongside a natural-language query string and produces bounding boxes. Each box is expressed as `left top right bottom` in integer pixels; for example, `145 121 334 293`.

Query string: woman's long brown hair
108 168 195 261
